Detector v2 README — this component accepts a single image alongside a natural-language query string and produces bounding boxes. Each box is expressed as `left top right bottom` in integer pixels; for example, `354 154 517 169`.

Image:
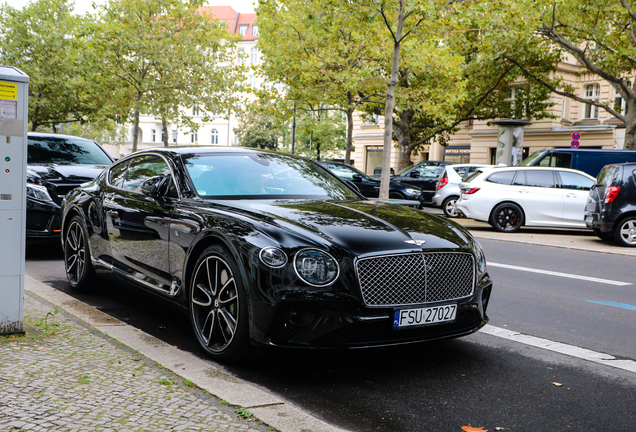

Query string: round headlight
259 247 287 268
474 241 487 276
294 249 339 286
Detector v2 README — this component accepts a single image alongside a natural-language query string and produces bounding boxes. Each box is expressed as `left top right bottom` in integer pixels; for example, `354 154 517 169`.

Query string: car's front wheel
64 215 95 292
189 245 249 362
442 196 460 218
489 203 524 233
614 217 636 247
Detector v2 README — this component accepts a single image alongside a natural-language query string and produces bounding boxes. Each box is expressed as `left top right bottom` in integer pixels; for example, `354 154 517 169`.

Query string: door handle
565 193 577 198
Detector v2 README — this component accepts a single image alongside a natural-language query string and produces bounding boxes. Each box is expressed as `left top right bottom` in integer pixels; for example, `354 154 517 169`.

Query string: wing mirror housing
409 170 420 178
351 173 363 182
141 175 168 199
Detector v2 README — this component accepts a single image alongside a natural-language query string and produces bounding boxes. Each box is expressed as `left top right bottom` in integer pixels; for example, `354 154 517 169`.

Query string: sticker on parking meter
0 82 17 100
0 100 17 119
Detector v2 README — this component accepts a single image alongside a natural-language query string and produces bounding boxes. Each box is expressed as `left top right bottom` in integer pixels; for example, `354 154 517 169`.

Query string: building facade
350 58 627 175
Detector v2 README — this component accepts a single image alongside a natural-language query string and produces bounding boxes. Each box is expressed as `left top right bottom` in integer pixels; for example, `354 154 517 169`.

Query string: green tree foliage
0 0 102 131
294 107 347 161
87 0 243 151
257 0 385 164
502 0 636 149
234 107 280 150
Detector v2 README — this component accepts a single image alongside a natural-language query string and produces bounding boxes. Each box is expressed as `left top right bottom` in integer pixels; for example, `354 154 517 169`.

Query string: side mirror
351 173 363 182
409 170 420 178
141 175 168 198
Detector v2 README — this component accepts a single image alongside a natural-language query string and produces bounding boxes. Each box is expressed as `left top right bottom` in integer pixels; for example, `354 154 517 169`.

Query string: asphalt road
25 227 636 432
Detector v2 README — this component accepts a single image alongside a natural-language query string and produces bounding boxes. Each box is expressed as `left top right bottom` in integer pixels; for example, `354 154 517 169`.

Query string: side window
558 171 594 190
512 171 525 186
417 165 442 178
121 155 173 193
525 170 555 188
327 164 355 180
598 165 620 186
108 160 129 188
539 153 572 168
486 170 517 185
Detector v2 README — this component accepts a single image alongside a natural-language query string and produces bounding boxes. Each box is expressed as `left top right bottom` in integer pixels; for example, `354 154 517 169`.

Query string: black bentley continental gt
60 146 492 362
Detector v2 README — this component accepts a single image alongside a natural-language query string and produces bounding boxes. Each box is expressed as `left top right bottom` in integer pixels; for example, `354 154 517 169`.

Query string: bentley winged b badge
404 239 426 246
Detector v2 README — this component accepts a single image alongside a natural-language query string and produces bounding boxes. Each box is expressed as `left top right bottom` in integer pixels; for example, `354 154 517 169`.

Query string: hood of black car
228 200 472 255
27 163 109 183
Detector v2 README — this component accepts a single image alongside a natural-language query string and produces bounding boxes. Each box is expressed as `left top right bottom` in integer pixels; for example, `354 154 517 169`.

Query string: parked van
520 148 636 177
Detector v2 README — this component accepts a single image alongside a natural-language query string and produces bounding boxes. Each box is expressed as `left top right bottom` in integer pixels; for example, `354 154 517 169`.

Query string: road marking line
586 300 636 311
481 325 636 373
488 262 631 286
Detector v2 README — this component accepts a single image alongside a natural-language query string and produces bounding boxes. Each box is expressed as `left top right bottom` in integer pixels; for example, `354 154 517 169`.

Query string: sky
2 0 257 14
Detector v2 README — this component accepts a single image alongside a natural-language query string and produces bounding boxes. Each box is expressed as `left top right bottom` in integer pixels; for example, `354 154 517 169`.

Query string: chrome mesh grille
356 252 474 306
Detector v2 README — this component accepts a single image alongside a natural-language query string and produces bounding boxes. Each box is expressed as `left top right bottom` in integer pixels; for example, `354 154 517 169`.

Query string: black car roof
28 132 95 142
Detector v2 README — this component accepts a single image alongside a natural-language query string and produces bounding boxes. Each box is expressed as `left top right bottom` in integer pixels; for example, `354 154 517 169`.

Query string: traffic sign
571 140 580 148
572 132 581 140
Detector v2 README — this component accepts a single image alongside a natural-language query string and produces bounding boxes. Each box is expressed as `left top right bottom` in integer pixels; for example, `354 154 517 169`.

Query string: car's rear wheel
442 196 460 218
614 217 636 247
64 215 95 292
490 203 524 233
593 228 614 241
189 245 249 362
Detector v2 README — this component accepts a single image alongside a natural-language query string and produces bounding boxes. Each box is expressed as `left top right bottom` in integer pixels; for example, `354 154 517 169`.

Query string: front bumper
26 198 61 239
253 276 492 348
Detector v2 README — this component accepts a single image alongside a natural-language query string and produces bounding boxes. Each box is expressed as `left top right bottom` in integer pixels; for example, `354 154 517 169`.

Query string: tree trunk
379 2 405 201
132 91 143 153
393 108 415 172
624 100 636 149
344 95 354 165
162 117 169 147
316 139 321 161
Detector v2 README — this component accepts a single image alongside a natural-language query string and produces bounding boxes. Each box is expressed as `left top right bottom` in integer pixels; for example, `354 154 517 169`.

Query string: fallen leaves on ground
552 382 564 387
461 425 488 432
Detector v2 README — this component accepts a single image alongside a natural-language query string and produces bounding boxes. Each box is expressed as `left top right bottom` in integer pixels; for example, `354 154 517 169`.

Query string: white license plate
393 304 457 328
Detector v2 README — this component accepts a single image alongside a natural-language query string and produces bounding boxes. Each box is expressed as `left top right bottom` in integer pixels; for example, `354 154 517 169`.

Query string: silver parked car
433 164 493 217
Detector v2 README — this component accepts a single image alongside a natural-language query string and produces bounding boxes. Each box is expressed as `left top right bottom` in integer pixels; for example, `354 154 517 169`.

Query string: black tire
489 203 524 233
189 245 249 362
442 196 460 218
614 217 636 247
63 215 96 292
593 228 614 241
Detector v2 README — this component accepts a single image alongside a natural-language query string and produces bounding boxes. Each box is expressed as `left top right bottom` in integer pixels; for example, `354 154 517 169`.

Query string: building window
505 86 529 118
234 136 240 145
161 130 165 143
192 105 199 116
237 48 245 64
250 47 259 64
249 75 257 87
211 129 219 144
151 129 156 142
252 25 258 36
172 129 177 143
584 83 600 119
614 81 631 116
239 25 248 36
191 132 198 143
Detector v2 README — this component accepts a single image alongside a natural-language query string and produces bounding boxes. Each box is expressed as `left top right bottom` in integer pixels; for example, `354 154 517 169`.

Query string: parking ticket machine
0 66 29 335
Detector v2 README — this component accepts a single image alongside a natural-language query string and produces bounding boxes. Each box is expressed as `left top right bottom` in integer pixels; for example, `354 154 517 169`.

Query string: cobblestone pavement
0 293 273 432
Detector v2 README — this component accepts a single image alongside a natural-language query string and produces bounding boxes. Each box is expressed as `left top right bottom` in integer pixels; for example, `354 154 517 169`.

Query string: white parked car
433 164 494 217
454 166 596 232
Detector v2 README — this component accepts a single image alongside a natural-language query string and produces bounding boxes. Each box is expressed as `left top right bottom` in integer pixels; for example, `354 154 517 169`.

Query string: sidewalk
0 278 349 432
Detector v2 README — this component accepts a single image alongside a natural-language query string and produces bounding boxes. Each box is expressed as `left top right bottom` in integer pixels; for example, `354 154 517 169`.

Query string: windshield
519 150 546 166
28 137 113 165
184 153 360 200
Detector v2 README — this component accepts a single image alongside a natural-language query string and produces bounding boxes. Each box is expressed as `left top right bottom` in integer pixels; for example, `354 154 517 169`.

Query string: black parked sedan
391 161 456 205
27 132 114 239
61 147 492 362
317 161 425 206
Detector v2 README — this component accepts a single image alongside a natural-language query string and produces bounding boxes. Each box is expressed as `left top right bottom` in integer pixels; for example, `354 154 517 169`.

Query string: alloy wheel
617 218 636 246
191 255 240 353
65 220 87 286
493 205 522 232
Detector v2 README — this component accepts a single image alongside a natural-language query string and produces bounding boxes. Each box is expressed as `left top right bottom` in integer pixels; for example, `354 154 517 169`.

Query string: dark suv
584 162 636 246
